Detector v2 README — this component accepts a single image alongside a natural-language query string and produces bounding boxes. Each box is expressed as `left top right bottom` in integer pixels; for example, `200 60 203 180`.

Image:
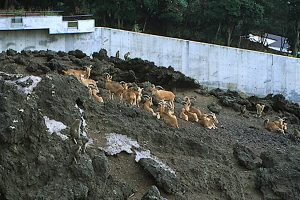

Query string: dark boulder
142 185 167 200
139 158 184 195
256 148 300 200
233 143 262 170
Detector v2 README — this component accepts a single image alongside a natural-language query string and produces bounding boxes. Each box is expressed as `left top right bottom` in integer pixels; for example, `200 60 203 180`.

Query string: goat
136 87 143 107
104 73 127 101
151 84 175 112
273 117 288 133
122 86 137 106
142 95 159 118
199 113 218 129
63 65 92 79
180 101 198 122
264 118 285 133
240 105 247 115
157 100 179 129
78 74 98 88
70 119 81 144
124 52 130 60
256 103 265 118
183 96 203 119
179 104 189 121
90 87 104 103
238 105 249 118
122 85 143 107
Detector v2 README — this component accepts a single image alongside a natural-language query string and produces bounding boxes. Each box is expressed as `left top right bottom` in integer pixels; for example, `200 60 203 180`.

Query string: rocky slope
0 49 299 200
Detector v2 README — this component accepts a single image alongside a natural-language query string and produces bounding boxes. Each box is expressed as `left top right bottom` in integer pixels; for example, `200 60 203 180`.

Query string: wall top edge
96 26 299 61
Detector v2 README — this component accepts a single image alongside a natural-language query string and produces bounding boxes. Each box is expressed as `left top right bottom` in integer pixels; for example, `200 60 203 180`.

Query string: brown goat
151 84 175 113
104 74 127 101
63 65 92 79
79 74 98 88
180 101 198 122
199 113 218 129
264 118 285 133
157 100 179 129
142 95 159 118
90 87 104 103
122 86 137 106
183 96 203 119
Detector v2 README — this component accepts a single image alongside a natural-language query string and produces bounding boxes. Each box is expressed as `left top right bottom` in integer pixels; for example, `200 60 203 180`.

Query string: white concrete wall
99 28 300 104
0 16 95 34
0 26 300 104
0 29 101 53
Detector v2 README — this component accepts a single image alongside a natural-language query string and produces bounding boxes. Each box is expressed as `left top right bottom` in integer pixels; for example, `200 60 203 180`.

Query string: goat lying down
179 101 198 122
156 100 179 129
199 112 219 129
142 95 159 118
63 65 92 79
264 117 287 133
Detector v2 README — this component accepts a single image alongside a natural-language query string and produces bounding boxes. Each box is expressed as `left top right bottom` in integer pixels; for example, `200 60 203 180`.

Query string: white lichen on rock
104 133 140 155
43 116 68 140
6 75 42 94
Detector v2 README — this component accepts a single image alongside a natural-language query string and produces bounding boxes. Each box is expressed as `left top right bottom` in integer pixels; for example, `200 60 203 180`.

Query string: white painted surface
0 24 300 103
0 16 94 34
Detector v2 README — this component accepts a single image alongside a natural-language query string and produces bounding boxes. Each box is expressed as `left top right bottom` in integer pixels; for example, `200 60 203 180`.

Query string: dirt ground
0 49 299 200
86 88 299 199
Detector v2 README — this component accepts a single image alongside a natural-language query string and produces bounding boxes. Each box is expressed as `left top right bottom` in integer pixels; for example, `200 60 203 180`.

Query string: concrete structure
0 16 300 104
0 15 94 34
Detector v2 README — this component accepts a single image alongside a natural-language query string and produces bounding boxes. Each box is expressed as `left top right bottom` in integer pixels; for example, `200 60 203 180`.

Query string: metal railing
0 10 63 17
62 14 93 21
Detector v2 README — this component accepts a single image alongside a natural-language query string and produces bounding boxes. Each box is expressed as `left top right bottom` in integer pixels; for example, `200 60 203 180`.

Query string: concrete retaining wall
1 26 300 103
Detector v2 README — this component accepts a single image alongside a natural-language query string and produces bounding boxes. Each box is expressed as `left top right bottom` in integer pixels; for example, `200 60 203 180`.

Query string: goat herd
62 65 288 133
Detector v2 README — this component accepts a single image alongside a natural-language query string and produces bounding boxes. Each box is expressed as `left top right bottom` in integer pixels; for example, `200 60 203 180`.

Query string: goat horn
142 95 150 99
156 86 164 90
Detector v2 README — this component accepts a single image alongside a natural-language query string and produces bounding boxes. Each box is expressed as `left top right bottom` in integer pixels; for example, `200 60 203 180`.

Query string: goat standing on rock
151 84 175 113
256 103 265 118
104 73 127 101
